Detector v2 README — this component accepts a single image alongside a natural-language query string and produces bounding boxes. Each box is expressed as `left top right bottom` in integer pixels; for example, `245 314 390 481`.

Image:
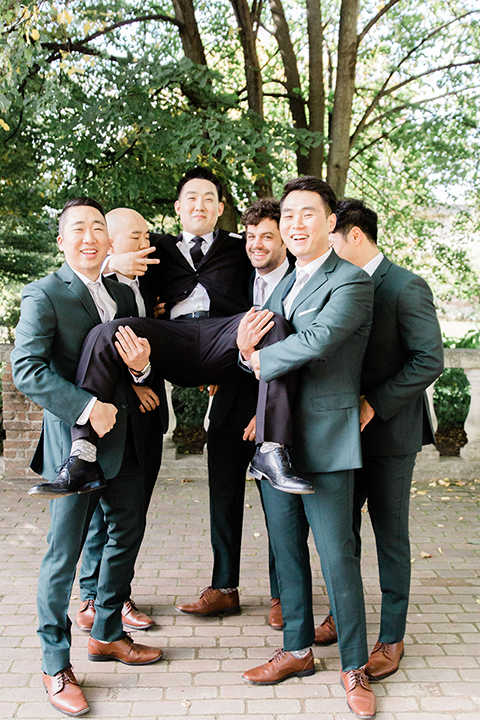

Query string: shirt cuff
76 397 97 425
238 351 253 371
129 366 152 383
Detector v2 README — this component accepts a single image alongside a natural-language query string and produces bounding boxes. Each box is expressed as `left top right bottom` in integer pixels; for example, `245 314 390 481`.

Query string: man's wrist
130 361 151 377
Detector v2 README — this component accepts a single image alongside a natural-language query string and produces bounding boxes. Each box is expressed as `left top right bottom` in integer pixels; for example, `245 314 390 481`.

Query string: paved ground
1 440 480 720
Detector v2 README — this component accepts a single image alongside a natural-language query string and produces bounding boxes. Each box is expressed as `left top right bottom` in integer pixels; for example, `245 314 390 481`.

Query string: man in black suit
75 208 168 634
177 198 294 619
31 167 311 498
316 199 444 680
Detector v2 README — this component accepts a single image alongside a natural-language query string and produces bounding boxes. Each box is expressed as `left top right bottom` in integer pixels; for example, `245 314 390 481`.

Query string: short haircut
241 198 281 229
334 198 378 244
176 167 223 202
58 197 105 235
280 176 337 215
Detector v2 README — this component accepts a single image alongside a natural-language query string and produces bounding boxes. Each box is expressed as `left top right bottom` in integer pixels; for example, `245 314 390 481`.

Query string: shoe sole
28 479 106 500
269 624 283 631
243 667 315 685
249 466 315 495
75 623 93 632
122 621 155 630
88 650 163 665
44 688 90 717
176 605 240 617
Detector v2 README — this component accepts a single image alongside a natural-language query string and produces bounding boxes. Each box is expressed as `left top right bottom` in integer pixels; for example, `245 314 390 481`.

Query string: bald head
106 208 150 270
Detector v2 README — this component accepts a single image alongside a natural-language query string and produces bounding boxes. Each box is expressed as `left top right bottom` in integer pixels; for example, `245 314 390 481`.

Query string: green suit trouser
260 469 368 671
37 450 145 675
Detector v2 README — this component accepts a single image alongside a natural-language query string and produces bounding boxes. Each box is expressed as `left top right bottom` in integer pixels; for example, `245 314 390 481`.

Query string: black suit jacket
361 257 444 456
148 229 252 318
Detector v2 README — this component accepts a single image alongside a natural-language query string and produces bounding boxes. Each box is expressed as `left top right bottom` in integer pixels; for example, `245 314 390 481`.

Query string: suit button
120 403 127 410
195 272 199 278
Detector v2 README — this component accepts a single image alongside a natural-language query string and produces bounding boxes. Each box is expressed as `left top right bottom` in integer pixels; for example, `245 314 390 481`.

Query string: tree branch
358 0 402 44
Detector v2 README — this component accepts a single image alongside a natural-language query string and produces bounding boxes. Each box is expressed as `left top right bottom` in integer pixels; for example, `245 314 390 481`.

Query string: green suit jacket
360 257 444 456
11 262 140 480
260 250 374 474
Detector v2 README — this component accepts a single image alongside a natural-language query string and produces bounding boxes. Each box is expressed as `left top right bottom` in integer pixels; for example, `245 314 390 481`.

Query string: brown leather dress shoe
340 668 377 718
42 666 89 716
243 648 315 685
87 633 163 665
176 587 240 616
314 613 338 645
364 640 404 680
269 598 283 630
122 598 155 630
75 599 95 631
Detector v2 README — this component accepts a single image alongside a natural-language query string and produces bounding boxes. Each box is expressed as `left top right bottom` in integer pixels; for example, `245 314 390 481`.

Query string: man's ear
174 199 181 216
57 235 64 253
351 226 363 246
108 237 115 254
217 201 225 218
328 213 336 233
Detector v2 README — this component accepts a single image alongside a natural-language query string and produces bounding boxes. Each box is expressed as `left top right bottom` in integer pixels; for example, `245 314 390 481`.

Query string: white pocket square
298 307 318 317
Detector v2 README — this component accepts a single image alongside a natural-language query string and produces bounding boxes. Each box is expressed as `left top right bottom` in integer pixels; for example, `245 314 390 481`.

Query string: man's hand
154 300 166 318
237 307 275 361
89 400 117 437
360 396 375 431
251 351 261 379
243 415 256 441
108 246 159 277
115 325 150 372
132 385 160 413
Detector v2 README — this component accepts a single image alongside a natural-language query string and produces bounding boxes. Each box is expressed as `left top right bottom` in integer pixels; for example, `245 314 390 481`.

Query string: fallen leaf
438 547 443 554
182 478 194 483
245 504 252 508
439 479 450 486
467 540 480 545
182 700 191 708
253 531 261 538
314 657 321 665
411 558 416 563
437 524 444 527
458 517 464 521
420 551 432 558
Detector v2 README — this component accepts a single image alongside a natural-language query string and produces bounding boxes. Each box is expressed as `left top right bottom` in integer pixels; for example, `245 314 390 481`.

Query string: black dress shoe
28 456 107 499
249 446 314 494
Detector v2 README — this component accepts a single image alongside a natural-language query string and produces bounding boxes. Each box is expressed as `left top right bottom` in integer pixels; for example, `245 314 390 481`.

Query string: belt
176 311 210 319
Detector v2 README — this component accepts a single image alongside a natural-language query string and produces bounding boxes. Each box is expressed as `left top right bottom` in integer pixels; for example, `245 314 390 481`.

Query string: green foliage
433 329 480 430
171 385 210 429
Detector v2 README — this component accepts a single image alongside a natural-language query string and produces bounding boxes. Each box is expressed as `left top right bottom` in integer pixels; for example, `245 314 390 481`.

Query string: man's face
57 205 109 280
245 218 286 275
174 178 224 236
108 210 150 255
279 190 336 266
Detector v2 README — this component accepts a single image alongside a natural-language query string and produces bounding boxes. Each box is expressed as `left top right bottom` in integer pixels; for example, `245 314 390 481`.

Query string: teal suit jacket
11 263 139 480
360 257 444 456
259 250 374 474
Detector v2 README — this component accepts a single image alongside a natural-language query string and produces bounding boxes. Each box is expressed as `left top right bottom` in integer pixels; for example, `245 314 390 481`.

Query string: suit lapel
103 276 134 318
162 234 194 271
196 229 228 268
57 263 101 324
288 250 338 318
372 255 391 292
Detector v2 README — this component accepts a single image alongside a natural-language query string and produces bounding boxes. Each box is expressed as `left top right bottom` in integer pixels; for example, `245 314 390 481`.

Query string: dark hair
280 176 337 215
58 197 105 234
334 198 378 244
176 167 223 202
241 198 281 229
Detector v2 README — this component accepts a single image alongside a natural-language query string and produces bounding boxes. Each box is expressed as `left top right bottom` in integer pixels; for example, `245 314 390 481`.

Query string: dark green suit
78 273 169 604
11 263 147 675
258 250 374 670
354 257 444 642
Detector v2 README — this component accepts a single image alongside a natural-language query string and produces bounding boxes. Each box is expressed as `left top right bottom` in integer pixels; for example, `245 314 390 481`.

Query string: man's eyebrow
282 205 316 213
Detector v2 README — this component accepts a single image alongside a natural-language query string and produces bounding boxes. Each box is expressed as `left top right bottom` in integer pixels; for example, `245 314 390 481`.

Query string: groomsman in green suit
238 177 377 718
11 199 162 717
75 208 168 635
316 199 444 680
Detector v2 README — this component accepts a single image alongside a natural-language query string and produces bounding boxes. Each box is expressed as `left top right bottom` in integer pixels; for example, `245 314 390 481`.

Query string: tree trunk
306 0 325 178
171 0 207 65
230 0 264 117
326 0 360 196
268 0 309 175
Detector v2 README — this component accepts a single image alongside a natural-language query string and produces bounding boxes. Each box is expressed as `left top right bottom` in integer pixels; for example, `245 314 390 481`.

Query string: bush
433 328 480 431
171 385 210 454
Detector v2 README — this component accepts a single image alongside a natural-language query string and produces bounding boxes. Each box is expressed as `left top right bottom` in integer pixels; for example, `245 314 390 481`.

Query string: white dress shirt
362 251 384 277
283 249 332 318
253 258 290 308
115 273 147 317
170 231 215 319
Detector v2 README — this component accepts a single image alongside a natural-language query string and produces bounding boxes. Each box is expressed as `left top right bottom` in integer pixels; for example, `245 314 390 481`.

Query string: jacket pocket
311 392 359 411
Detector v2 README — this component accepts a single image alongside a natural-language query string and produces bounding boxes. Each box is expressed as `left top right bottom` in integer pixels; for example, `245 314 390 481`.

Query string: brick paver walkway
1 441 479 719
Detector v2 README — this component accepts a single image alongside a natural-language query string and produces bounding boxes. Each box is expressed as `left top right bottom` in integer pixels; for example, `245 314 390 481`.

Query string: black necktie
190 236 205 268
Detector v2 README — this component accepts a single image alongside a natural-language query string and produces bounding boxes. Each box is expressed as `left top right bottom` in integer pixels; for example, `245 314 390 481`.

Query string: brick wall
1 345 43 480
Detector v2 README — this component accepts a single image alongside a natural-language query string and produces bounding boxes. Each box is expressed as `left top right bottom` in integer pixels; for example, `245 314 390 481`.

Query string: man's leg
37 492 101 675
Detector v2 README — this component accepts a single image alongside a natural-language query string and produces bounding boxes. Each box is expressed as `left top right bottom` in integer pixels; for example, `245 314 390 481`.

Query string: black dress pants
73 313 295 446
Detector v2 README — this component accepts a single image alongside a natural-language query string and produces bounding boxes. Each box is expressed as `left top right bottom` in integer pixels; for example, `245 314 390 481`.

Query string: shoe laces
123 598 138 613
269 648 287 665
55 450 81 473
199 586 216 599
345 668 370 690
322 614 335 629
80 599 95 612
55 665 78 689
372 641 392 658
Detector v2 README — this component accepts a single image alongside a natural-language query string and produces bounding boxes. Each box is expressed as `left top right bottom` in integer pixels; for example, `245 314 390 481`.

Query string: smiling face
174 178 224 237
279 190 336 266
57 204 110 280
245 217 286 275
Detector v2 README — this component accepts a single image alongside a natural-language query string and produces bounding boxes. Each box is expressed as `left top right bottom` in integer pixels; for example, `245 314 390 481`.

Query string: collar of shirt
362 251 384 277
71 267 117 321
114 272 146 317
294 247 332 280
255 257 290 296
71 267 102 286
179 230 215 253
